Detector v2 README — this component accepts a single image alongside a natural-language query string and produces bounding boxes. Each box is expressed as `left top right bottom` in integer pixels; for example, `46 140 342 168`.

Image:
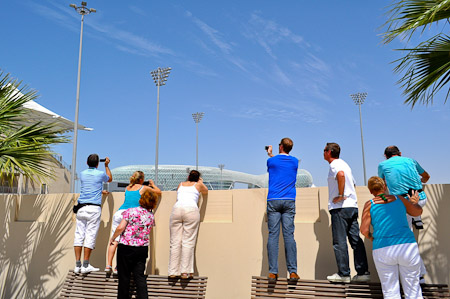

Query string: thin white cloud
186 10 233 55
303 54 331 75
243 12 308 59
232 98 326 124
272 64 292 86
27 2 174 58
129 5 147 17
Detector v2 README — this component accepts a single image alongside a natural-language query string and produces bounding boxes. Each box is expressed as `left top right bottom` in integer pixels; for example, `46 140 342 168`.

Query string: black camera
265 146 269 151
100 158 106 162
142 181 150 186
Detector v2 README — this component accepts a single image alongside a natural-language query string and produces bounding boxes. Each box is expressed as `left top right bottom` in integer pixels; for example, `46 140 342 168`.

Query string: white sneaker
81 264 99 274
74 266 81 274
327 273 351 283
351 273 371 282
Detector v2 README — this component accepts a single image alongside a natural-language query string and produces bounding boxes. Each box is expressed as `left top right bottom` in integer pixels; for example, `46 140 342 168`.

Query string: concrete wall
0 185 448 299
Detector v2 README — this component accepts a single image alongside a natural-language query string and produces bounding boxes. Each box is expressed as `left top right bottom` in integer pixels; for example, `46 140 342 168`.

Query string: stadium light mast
150 67 171 185
350 92 367 185
69 1 96 193
192 112 204 170
218 164 225 190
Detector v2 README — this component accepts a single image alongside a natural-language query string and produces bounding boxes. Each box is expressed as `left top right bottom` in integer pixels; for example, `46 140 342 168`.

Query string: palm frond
383 0 450 44
393 34 450 106
0 71 69 186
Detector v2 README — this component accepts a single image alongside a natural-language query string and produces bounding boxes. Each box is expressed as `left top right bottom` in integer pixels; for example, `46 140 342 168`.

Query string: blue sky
2 0 449 187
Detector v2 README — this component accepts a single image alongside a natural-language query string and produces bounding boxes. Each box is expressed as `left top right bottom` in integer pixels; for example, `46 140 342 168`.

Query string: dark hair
87 154 99 167
280 137 293 153
325 143 340 158
139 190 157 211
187 170 201 182
384 146 400 159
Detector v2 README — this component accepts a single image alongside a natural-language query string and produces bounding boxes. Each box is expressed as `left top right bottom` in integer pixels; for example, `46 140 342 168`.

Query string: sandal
181 273 189 279
104 265 113 273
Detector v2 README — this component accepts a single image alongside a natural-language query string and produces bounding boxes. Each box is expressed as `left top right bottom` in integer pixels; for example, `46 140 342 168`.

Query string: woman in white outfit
168 170 208 279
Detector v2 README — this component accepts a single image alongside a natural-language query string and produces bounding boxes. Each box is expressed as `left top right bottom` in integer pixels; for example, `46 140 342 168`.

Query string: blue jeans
267 200 297 274
330 208 368 277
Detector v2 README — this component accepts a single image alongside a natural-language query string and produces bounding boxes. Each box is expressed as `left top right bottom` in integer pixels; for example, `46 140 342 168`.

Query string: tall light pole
218 164 224 190
69 2 96 193
150 67 171 185
350 92 367 185
192 112 204 170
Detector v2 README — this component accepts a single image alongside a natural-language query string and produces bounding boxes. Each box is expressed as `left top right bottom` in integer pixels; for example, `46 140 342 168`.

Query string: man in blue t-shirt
266 137 299 283
73 154 112 274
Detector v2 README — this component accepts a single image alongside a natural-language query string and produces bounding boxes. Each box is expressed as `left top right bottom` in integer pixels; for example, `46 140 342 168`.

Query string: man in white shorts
73 154 112 274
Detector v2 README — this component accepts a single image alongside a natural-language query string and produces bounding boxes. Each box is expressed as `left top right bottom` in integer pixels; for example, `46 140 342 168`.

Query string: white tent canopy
8 85 92 132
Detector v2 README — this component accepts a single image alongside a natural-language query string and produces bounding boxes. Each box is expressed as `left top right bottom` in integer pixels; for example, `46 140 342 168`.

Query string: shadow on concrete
419 184 450 284
313 209 335 279
0 194 72 299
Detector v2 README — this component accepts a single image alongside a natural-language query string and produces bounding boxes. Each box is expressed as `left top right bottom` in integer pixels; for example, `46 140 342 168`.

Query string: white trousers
74 205 101 249
110 209 125 242
168 205 200 275
373 243 423 299
406 198 427 230
406 198 427 276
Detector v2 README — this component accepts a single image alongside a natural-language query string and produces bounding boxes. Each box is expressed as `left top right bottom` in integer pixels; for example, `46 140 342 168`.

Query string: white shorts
373 243 423 299
110 209 125 242
74 205 101 249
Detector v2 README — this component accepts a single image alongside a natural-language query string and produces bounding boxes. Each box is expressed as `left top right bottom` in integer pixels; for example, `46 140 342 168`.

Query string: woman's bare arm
360 201 373 241
110 219 128 245
398 192 422 217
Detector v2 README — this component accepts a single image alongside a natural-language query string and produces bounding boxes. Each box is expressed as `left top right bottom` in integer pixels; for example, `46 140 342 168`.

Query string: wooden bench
59 271 207 298
251 276 450 298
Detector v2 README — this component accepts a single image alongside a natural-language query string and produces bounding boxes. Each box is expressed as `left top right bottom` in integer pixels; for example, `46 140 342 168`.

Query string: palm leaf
393 34 450 106
383 0 450 44
0 71 69 186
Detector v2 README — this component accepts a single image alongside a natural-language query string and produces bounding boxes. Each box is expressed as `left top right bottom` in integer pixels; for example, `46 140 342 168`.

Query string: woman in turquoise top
361 176 423 299
105 170 161 273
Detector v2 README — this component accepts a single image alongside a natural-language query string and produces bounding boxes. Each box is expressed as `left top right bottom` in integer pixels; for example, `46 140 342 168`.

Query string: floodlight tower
69 1 96 193
192 112 204 170
218 164 225 190
150 67 171 185
350 92 368 185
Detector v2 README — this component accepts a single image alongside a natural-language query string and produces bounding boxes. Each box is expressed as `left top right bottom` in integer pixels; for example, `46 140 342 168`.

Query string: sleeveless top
119 186 143 210
175 183 200 207
370 195 416 250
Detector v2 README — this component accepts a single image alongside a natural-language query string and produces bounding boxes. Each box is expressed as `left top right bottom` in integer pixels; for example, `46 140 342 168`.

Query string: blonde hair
367 176 385 194
129 171 145 187
139 190 157 211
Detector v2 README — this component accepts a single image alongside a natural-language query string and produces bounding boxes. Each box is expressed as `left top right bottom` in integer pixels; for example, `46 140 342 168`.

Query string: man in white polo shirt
73 154 112 274
324 143 369 283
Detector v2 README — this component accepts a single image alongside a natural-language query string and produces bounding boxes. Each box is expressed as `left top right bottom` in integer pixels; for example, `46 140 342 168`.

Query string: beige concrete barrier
0 185 448 298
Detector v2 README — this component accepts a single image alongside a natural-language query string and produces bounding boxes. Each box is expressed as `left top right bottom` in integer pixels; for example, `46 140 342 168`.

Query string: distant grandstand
110 165 314 191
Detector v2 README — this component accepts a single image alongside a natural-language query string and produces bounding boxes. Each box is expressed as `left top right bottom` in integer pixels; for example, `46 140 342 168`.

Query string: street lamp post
218 164 224 190
192 112 204 170
69 1 96 193
350 92 368 185
150 67 171 185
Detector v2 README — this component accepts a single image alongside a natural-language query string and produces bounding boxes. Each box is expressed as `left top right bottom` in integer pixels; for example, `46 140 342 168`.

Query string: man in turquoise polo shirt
378 146 430 230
